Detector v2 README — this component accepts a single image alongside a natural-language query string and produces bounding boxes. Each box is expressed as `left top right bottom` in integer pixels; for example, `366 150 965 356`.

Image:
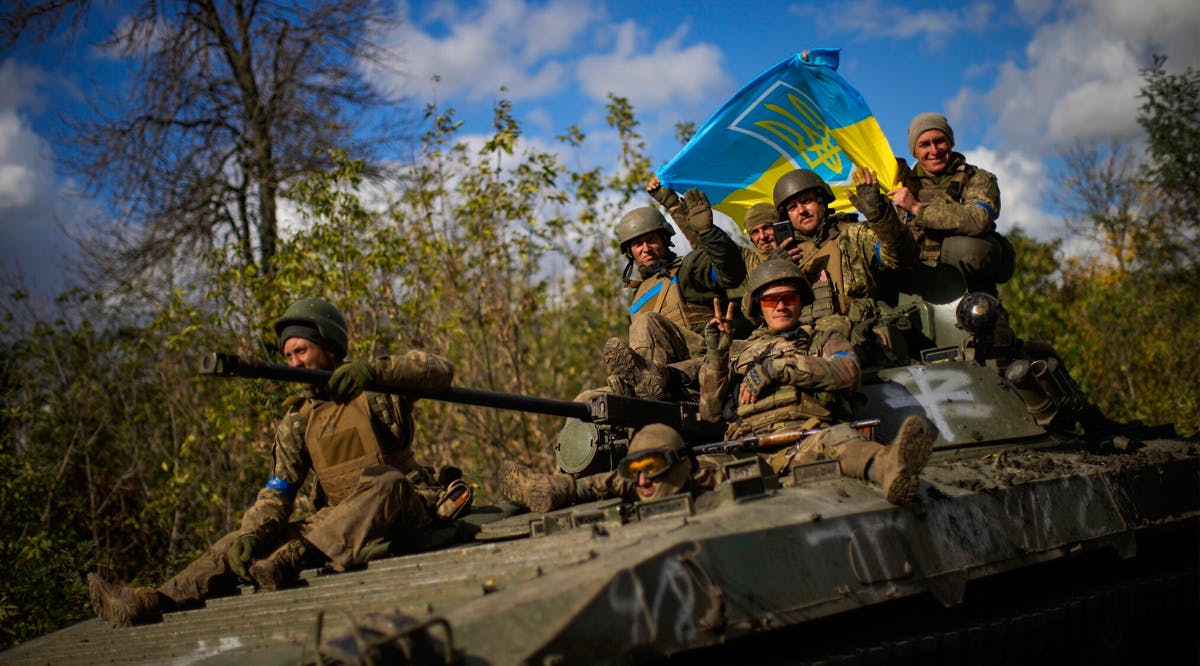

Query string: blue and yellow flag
658 49 897 231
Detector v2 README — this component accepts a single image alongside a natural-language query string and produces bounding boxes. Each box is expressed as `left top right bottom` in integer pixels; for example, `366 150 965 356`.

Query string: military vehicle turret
3 265 1196 665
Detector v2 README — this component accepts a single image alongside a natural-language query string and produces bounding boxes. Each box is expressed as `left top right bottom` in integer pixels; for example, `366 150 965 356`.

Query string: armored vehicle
3 265 1197 665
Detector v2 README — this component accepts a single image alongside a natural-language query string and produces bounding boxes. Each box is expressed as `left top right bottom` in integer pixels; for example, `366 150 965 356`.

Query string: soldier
700 260 935 504
87 298 459 627
891 112 1015 344
604 177 747 400
773 166 917 332
742 202 781 272
499 424 722 513
890 112 1002 269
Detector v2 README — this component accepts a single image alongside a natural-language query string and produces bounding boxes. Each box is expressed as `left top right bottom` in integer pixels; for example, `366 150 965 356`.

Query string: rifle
692 419 881 456
199 352 703 433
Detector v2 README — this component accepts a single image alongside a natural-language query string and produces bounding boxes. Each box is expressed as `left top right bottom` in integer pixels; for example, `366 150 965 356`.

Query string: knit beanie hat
744 202 779 230
907 112 954 156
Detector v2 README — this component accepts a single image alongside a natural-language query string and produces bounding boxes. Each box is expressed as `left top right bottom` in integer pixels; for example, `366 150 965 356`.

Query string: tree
2 0 402 284
1139 56 1200 271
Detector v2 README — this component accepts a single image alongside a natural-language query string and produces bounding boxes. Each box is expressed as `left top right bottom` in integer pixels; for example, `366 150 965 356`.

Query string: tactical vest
299 392 421 505
900 160 978 262
628 257 712 329
792 228 846 319
728 327 840 437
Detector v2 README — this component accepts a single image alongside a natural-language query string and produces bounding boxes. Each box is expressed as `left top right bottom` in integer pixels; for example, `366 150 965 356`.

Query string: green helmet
772 169 835 216
617 207 674 254
743 259 814 319
274 297 349 360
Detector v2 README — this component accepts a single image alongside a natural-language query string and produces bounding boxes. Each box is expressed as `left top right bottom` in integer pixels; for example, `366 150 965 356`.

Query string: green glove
852 181 884 221
226 533 258 580
704 321 731 363
327 361 376 403
682 189 714 234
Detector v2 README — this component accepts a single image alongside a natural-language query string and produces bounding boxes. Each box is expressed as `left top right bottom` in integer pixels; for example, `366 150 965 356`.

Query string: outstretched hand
682 188 715 234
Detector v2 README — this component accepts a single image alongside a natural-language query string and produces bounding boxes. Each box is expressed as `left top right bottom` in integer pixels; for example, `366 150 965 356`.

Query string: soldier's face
915 129 952 175
630 232 667 267
283 337 337 371
785 191 826 236
760 285 804 332
748 223 776 251
635 471 662 499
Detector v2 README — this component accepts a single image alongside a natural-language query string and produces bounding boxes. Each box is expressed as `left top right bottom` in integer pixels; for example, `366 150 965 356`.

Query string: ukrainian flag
657 49 897 231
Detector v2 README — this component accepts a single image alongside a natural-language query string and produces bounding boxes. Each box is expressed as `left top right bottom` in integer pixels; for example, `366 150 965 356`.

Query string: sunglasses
759 291 803 308
617 449 681 481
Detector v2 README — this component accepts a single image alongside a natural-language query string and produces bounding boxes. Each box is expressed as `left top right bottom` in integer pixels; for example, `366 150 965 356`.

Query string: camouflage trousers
629 312 705 366
628 312 706 398
762 423 882 479
157 465 433 607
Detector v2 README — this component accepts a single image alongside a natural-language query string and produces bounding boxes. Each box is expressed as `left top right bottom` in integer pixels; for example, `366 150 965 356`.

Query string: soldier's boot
249 538 316 591
499 461 576 513
604 337 670 401
87 572 163 628
868 416 936 505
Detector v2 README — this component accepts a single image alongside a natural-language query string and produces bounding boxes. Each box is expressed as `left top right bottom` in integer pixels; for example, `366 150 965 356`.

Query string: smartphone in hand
772 220 795 246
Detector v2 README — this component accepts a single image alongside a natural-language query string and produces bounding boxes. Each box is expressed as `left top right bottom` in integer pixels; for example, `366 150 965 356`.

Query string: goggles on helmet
617 448 681 482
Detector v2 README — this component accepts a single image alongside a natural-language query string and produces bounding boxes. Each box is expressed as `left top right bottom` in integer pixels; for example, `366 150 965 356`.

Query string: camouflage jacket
787 208 916 321
898 152 1001 261
699 323 860 436
628 226 747 332
236 350 454 540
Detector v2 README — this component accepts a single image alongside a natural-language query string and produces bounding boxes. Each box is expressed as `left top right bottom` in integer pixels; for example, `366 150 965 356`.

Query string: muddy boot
604 337 670 400
249 539 314 591
87 572 163 628
869 416 936 505
499 461 575 513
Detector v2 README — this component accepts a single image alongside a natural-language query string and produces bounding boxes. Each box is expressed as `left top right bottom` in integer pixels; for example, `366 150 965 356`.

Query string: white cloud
963 146 1062 242
792 0 994 49
370 0 599 102
575 21 730 110
0 60 84 296
968 0 1200 154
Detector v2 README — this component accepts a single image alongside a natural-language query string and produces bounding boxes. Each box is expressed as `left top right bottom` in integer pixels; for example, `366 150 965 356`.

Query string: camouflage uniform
157 351 453 608
626 224 746 365
786 206 916 326
574 455 724 502
896 152 1000 263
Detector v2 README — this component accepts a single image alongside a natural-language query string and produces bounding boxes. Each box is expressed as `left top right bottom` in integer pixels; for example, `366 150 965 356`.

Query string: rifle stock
199 352 695 430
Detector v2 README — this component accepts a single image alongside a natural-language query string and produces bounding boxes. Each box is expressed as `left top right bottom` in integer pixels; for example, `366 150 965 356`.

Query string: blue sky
2 0 1199 297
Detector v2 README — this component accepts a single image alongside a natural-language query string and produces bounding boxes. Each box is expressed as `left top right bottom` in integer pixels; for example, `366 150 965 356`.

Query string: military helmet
744 259 814 319
772 169 835 215
617 424 693 500
274 297 349 360
617 207 674 254
940 235 1003 284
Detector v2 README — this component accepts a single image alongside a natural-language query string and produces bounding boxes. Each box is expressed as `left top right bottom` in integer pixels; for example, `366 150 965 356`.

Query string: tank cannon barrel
198 352 690 430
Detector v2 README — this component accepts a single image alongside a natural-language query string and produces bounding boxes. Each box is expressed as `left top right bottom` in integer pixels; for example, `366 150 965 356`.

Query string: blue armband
973 201 998 221
266 476 298 498
831 351 853 358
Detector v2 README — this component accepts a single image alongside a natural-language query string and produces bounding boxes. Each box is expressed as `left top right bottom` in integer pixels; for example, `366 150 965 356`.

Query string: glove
704 321 732 363
852 181 884 221
226 533 258 580
742 357 780 399
682 189 714 234
327 360 376 403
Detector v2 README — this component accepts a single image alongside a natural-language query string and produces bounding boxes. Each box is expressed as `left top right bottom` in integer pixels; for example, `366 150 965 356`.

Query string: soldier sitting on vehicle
88 298 463 627
701 260 935 504
500 424 723 513
602 176 747 401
